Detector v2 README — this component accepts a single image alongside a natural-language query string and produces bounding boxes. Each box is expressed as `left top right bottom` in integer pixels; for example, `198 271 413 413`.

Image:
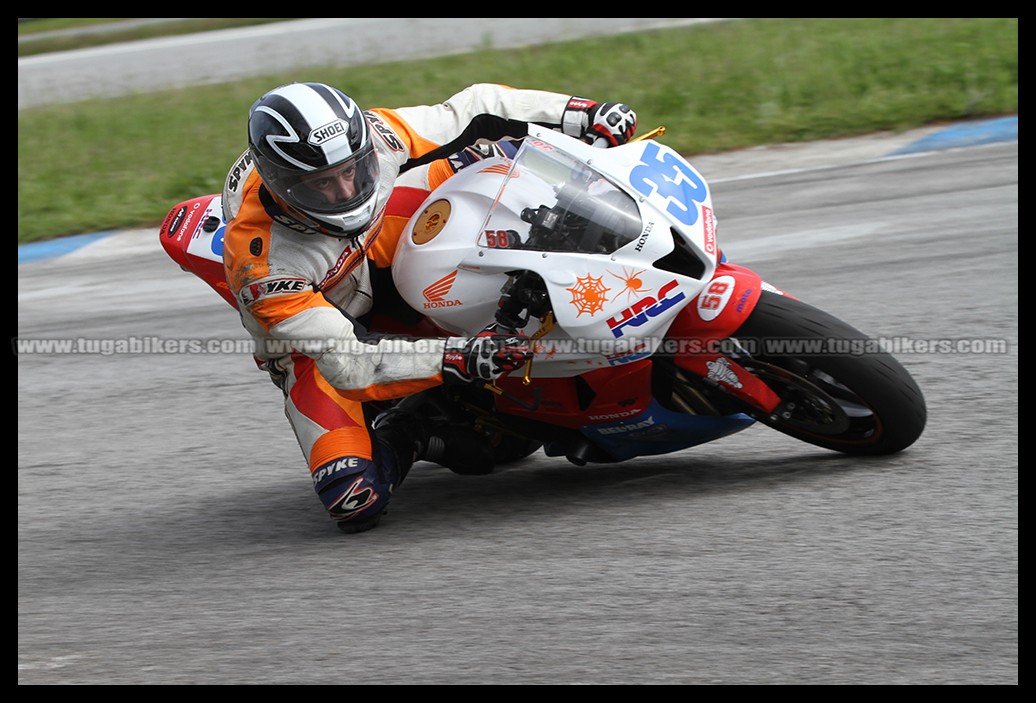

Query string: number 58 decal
483 229 514 248
696 275 735 321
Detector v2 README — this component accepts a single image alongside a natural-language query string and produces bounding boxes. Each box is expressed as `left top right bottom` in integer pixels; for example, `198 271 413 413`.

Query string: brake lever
522 310 556 385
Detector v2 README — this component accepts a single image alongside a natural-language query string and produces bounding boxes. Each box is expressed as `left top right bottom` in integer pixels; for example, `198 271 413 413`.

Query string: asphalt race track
18 21 1018 685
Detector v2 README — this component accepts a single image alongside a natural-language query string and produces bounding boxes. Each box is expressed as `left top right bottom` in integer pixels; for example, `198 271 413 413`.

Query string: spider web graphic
567 274 611 317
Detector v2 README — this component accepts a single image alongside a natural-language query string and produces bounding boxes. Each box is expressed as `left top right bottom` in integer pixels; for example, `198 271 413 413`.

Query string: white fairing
393 127 720 377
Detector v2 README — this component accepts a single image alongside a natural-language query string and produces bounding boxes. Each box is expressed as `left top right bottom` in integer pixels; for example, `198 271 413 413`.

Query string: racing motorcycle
159 125 926 474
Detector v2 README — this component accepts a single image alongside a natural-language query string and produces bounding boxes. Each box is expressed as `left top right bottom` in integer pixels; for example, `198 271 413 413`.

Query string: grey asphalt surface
17 20 1018 685
17 18 733 109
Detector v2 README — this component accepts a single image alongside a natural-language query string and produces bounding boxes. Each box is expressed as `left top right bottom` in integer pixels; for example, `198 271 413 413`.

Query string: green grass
17 18 1017 244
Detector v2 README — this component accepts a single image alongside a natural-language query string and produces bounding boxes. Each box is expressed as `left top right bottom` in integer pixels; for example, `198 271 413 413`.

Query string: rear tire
732 291 926 455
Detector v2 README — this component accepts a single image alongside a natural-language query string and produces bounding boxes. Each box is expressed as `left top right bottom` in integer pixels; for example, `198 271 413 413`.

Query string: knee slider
311 456 390 527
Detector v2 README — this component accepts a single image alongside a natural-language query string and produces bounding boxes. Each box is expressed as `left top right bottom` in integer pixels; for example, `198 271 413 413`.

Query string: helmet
247 82 380 238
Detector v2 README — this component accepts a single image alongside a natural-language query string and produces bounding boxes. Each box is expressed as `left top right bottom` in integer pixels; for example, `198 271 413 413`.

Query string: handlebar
591 125 666 149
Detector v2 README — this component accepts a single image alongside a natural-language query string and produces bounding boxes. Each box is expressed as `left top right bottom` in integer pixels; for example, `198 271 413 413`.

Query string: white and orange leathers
220 84 576 492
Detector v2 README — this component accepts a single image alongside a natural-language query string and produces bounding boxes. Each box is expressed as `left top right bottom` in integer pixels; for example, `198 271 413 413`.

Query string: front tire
732 291 927 455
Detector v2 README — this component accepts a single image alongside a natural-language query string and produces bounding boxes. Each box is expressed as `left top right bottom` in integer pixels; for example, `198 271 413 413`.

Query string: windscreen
477 140 643 255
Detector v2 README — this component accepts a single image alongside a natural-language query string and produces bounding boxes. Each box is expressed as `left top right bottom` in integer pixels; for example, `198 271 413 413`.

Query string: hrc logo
606 279 686 338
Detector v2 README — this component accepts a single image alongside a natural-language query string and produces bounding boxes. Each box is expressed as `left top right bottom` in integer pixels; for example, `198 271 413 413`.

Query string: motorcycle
159 125 926 474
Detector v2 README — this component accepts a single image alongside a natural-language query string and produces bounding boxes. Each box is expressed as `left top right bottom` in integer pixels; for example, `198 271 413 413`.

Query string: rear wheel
731 291 926 455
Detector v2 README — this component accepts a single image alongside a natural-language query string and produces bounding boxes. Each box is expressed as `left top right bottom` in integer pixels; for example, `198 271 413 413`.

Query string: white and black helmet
248 82 380 238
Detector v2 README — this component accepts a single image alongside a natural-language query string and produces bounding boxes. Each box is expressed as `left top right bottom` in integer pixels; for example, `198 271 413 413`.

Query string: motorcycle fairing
394 128 725 375
667 261 782 413
570 399 756 461
158 194 236 308
493 358 756 461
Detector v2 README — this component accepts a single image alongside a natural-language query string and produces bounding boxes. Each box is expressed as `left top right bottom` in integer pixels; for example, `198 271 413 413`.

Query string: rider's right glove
562 97 638 147
442 329 533 385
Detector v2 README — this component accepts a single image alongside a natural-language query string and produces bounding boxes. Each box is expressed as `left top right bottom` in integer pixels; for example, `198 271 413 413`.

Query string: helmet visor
265 141 380 216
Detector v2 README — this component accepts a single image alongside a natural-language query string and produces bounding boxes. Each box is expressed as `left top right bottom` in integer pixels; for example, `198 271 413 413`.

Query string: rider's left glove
442 329 533 385
562 97 638 147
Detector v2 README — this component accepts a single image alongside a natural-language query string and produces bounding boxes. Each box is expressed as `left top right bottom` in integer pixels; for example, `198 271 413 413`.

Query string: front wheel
731 291 927 455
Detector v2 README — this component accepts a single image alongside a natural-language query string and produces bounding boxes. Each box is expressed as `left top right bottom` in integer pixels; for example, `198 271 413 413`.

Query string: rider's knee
311 455 391 532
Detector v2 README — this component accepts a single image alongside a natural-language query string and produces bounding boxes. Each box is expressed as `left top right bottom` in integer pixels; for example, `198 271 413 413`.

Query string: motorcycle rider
221 81 638 533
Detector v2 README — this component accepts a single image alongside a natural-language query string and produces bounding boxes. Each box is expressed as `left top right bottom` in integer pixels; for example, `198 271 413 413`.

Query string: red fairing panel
668 262 782 414
158 194 237 309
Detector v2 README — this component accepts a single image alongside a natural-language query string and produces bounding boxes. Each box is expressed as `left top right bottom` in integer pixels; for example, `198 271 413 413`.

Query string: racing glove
442 329 533 385
562 97 638 147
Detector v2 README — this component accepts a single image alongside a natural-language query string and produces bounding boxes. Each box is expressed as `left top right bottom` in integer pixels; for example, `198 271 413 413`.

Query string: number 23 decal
629 142 707 226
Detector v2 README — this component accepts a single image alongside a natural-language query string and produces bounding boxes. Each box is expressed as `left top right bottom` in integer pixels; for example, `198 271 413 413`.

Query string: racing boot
373 408 496 476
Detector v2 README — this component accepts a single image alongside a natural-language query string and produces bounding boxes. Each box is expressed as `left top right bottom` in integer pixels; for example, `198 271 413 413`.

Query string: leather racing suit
219 83 588 531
